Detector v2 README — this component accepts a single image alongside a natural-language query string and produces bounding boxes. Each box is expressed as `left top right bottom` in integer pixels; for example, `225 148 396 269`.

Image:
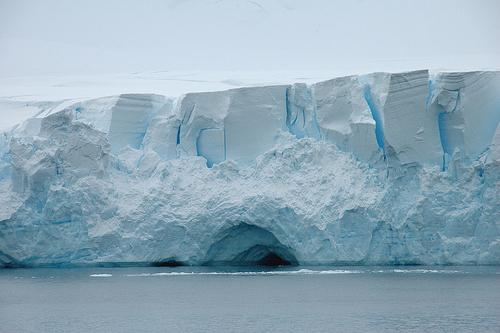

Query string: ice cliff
1 70 499 267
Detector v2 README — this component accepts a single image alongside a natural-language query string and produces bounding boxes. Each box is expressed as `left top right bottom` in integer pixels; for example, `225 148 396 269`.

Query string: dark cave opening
204 223 297 267
257 252 293 266
151 259 184 267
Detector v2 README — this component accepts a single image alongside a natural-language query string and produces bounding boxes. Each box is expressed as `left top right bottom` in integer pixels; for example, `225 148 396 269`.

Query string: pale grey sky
1 0 499 76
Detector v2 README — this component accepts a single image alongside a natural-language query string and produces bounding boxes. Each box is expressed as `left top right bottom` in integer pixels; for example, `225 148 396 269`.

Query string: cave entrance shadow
203 223 297 267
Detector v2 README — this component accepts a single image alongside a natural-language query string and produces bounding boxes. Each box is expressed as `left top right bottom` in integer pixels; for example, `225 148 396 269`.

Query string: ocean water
1 266 499 333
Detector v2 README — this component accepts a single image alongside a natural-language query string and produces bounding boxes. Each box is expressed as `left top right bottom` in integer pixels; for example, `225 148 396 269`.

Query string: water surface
1 266 499 332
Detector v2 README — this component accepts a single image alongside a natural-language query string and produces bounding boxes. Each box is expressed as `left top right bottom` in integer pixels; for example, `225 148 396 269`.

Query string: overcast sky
1 0 499 77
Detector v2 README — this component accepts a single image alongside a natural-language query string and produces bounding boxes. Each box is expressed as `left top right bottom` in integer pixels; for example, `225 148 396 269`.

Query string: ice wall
0 70 499 267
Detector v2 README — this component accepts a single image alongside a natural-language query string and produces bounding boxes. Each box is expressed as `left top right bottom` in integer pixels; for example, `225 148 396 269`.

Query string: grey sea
1 266 499 333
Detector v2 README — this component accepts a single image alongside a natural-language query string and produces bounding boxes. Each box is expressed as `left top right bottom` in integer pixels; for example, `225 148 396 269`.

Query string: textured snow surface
0 70 499 267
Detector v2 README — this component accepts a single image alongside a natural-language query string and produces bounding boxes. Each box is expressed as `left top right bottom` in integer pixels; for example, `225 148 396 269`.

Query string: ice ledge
2 70 499 172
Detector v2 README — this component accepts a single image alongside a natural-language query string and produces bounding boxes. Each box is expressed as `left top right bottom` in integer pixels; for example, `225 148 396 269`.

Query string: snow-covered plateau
0 69 499 267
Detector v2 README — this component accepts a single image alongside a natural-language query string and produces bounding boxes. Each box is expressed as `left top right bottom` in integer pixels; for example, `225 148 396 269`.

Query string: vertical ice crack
436 88 461 171
363 84 386 157
285 84 321 139
285 87 293 133
425 78 433 112
285 86 298 136
309 85 322 140
437 112 448 171
176 124 181 145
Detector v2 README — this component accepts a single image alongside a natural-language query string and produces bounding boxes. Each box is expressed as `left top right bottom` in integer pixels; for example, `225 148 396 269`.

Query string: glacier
0 70 499 267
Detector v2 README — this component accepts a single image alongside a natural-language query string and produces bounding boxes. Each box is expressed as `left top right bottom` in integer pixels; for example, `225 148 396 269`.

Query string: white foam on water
89 273 113 277
392 269 462 274
120 268 477 277
124 269 364 277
